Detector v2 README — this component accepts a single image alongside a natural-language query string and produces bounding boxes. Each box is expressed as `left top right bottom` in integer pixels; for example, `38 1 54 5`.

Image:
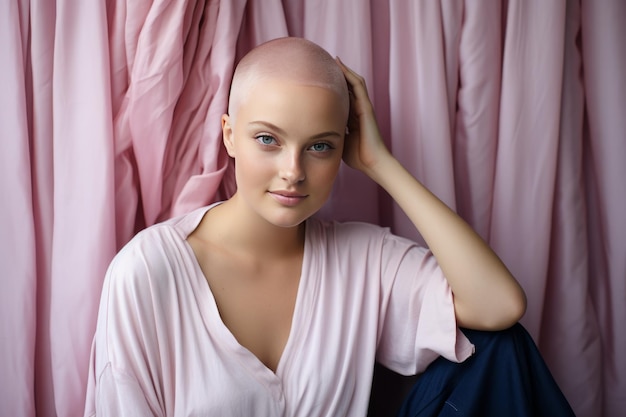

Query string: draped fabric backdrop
1 1 624 416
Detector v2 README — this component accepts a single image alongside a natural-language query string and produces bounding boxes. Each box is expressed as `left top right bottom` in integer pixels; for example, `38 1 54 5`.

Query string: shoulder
104 211 202 300
308 217 417 250
111 206 208 275
112 224 179 273
96 221 197 346
309 216 387 239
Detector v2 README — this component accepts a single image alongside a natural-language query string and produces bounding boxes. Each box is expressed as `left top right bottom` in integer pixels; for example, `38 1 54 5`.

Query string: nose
279 150 305 184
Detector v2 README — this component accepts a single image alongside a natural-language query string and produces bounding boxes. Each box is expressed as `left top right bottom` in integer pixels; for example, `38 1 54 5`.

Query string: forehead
238 78 347 128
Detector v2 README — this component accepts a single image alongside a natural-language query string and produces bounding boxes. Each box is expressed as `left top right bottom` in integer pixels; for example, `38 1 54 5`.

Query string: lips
269 190 308 206
271 190 307 198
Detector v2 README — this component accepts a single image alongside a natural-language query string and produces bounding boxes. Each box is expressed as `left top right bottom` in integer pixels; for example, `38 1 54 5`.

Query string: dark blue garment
397 324 575 417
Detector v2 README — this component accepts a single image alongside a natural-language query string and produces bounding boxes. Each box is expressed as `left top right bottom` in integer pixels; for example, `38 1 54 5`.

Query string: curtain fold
453 0 501 242
581 1 626 413
387 1 459 246
539 0 602 413
49 1 116 416
1 1 624 416
1 1 37 415
30 2 57 416
489 0 566 337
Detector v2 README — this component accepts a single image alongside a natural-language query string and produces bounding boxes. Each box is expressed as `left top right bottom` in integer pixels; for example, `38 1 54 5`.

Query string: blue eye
256 135 276 145
310 143 332 152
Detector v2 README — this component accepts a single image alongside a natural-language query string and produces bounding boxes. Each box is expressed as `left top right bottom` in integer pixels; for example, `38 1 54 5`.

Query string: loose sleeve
90 364 160 416
375 233 475 376
84 232 168 417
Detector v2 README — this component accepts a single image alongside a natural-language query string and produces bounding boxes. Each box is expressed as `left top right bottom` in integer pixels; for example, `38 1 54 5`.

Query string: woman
85 37 572 416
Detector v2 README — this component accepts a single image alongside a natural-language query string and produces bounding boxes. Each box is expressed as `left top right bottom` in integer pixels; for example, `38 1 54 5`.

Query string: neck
206 196 305 259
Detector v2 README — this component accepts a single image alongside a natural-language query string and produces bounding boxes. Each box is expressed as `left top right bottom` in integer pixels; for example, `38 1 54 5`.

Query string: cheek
309 158 341 190
234 148 272 187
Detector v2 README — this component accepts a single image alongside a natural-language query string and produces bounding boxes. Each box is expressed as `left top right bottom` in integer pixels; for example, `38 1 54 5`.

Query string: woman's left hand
336 57 392 176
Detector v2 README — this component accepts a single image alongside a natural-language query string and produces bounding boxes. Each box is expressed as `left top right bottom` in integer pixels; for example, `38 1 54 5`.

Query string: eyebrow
248 121 342 140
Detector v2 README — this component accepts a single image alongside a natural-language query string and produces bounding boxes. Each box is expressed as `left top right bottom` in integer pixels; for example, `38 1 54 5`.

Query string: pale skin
337 57 527 330
188 54 526 373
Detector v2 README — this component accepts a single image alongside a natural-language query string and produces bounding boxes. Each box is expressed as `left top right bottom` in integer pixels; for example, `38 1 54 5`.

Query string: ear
222 114 235 157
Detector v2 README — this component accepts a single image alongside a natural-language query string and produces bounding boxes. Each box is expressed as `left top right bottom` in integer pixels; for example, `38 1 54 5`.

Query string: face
223 79 348 229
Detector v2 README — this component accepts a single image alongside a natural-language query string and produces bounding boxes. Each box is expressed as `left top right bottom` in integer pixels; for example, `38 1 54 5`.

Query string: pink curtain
1 1 624 416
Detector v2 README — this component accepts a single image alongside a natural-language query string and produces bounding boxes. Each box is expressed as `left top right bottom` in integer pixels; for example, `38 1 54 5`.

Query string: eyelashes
254 134 335 153
255 134 277 146
309 143 333 152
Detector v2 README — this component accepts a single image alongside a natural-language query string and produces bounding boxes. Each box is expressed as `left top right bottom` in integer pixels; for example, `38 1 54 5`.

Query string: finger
335 56 359 79
335 57 371 101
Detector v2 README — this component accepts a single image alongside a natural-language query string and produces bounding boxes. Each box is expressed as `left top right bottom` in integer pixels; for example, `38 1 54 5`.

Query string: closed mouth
269 191 309 206
270 190 308 198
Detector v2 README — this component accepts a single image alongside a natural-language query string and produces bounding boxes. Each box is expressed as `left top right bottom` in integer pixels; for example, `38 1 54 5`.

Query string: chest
191 242 303 372
166 226 383 416
167 254 376 417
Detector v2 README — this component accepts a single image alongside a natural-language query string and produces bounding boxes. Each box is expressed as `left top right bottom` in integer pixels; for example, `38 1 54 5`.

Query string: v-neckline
181 204 316 384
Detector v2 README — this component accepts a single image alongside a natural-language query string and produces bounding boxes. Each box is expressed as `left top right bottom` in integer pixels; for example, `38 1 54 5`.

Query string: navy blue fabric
396 324 575 417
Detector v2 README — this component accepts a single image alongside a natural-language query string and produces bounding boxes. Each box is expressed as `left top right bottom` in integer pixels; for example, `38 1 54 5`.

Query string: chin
264 207 319 229
266 214 309 229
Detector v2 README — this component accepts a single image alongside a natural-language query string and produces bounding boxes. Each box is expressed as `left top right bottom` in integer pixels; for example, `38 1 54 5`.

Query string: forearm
336 58 525 329
366 154 526 330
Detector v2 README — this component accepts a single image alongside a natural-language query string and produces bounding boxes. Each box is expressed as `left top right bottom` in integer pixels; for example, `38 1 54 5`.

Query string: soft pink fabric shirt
84 204 474 417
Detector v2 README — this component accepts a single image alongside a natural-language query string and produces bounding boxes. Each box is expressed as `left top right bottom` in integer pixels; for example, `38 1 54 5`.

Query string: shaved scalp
228 37 349 123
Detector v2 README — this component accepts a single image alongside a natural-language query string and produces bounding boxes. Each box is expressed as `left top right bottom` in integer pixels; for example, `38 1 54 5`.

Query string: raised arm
337 58 526 331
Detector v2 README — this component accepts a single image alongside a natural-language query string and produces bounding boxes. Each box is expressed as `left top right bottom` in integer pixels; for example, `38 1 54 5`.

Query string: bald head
227 37 349 123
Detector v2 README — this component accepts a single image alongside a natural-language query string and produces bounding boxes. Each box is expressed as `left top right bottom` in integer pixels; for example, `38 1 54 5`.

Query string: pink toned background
1 1 624 416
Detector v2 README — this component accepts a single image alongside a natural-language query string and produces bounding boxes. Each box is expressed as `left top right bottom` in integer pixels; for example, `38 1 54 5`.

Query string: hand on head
335 57 392 176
